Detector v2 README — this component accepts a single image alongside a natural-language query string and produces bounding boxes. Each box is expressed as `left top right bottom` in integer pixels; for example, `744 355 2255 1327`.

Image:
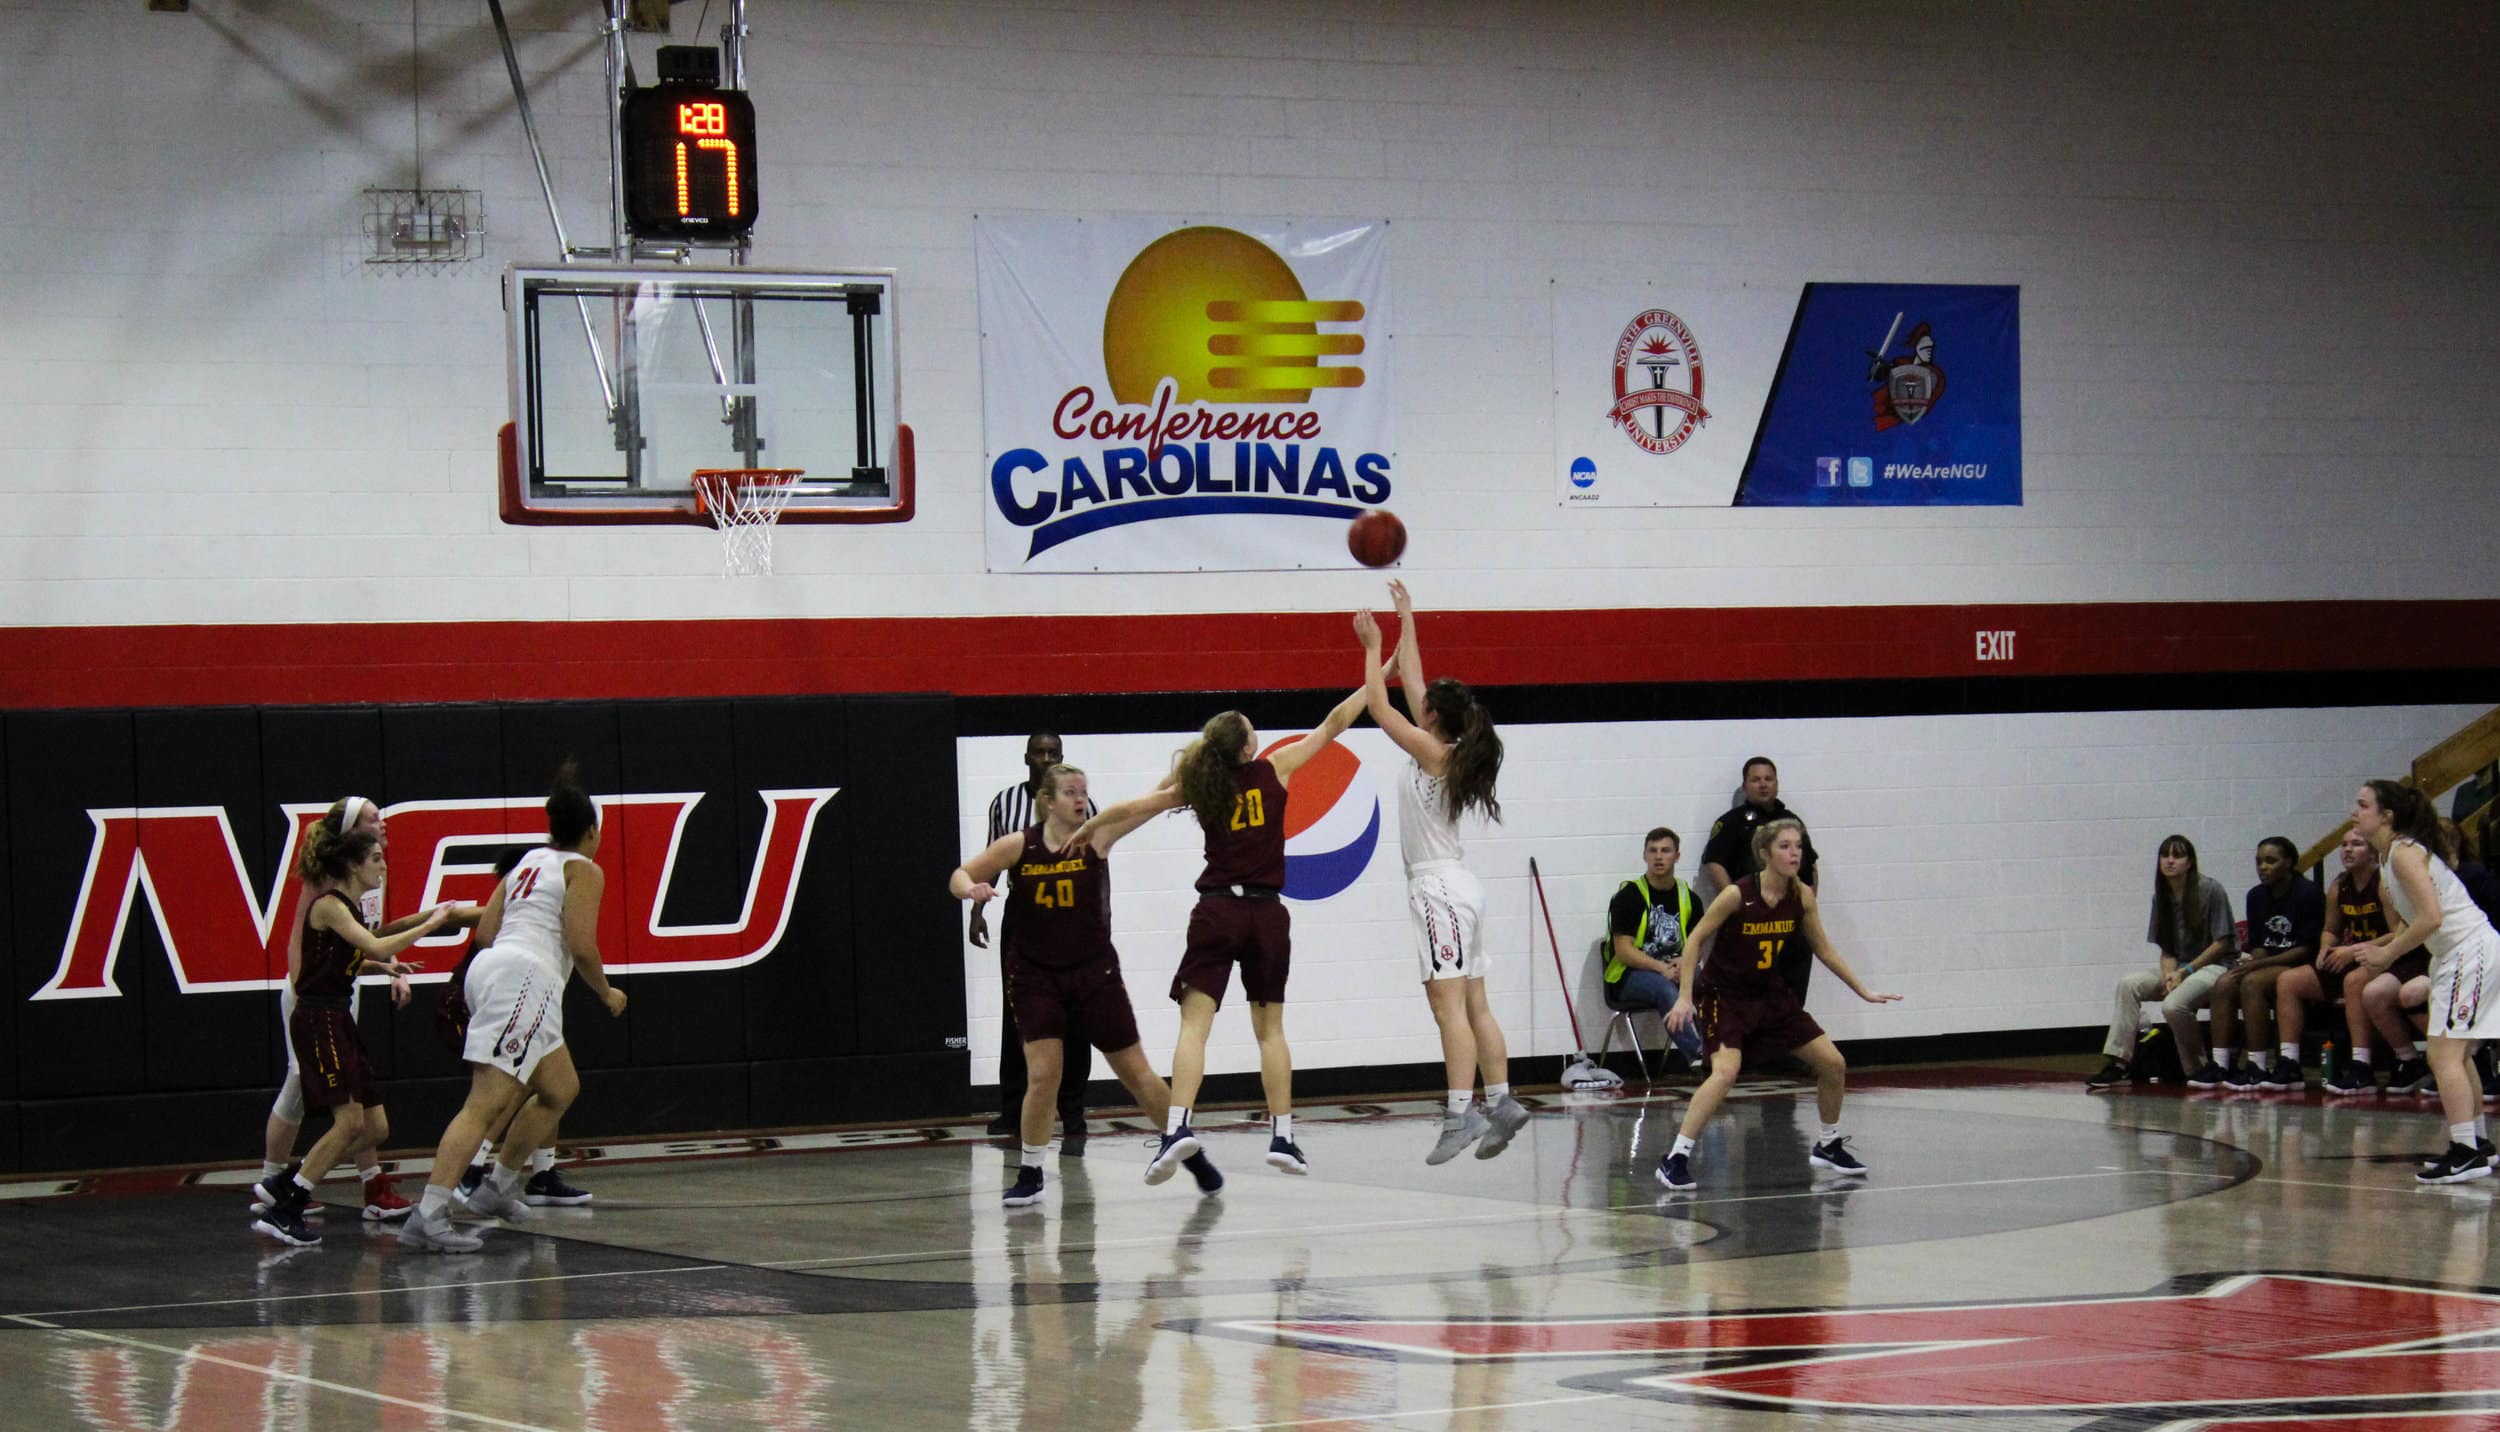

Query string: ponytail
2368 779 2447 865
547 760 598 848
1424 678 1502 823
298 824 380 884
1174 711 1251 832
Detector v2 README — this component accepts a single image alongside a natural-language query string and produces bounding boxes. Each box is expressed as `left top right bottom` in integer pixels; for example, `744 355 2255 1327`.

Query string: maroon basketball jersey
1197 758 1288 891
1000 824 1112 969
2337 867 2390 945
1699 875 1803 1000
296 891 368 997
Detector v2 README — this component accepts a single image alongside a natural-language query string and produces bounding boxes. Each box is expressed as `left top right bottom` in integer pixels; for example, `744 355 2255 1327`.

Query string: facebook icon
1814 457 1843 488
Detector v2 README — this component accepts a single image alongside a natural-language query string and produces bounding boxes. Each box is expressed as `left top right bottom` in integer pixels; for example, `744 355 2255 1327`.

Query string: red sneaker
361 1176 414 1222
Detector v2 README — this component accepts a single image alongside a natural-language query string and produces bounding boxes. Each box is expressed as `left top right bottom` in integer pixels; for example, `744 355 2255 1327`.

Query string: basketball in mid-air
1347 509 1406 568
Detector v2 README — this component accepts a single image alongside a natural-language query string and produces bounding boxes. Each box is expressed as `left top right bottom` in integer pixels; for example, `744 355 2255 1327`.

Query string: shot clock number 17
623 84 759 239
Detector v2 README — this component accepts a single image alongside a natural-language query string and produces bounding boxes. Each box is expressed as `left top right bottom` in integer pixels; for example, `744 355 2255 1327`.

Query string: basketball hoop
691 468 804 576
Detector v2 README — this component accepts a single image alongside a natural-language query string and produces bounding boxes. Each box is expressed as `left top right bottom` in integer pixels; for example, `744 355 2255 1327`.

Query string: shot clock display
623 84 759 238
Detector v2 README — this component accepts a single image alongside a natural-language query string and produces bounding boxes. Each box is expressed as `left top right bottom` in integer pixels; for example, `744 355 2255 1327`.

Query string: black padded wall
3 694 968 1171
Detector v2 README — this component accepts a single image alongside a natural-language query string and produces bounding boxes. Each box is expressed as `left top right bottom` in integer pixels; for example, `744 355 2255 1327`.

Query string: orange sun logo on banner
1101 227 1367 405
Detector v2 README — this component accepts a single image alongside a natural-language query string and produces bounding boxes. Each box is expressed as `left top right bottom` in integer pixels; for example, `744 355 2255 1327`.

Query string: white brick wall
957 702 2485 1079
4 1 2494 624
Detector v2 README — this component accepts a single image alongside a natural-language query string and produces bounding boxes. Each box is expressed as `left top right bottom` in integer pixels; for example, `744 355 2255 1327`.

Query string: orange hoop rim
691 468 806 516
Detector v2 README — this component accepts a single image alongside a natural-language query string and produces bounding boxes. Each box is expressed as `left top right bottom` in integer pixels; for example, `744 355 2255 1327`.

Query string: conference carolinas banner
1555 282 2021 507
977 216 1396 572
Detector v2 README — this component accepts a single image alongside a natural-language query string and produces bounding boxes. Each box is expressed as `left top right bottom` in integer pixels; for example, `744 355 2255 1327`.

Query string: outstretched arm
312 896 447 977
1357 609 1442 769
1272 684 1370 785
1388 579 1427 715
1799 887 1902 1004
1070 787 1186 850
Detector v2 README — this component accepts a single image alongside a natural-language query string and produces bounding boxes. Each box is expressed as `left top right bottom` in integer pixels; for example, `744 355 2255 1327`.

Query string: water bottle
2322 1039 2337 1081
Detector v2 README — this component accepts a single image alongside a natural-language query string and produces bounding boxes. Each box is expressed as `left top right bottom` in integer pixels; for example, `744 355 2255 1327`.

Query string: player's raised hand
1354 609 1382 651
1388 578 1412 616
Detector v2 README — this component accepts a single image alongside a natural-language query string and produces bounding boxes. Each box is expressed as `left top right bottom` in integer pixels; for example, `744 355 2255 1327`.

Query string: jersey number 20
1229 790 1267 831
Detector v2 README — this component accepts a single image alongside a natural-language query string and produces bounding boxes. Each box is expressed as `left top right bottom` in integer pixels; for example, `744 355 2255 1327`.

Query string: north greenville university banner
978 216 1395 572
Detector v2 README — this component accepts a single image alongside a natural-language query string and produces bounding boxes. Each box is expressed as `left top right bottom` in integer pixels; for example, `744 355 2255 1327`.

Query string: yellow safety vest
1604 875 1695 984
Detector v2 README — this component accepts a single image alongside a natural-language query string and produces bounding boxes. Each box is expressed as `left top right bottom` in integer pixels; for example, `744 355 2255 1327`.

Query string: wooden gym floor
3 1062 2496 1430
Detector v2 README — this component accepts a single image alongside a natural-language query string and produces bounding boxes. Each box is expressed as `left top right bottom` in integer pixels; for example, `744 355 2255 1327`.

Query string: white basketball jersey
1397 758 1466 870
496 847 590 976
2385 838 2499 960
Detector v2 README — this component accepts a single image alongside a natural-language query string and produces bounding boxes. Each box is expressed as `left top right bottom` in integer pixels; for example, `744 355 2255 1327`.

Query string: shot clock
623 81 759 238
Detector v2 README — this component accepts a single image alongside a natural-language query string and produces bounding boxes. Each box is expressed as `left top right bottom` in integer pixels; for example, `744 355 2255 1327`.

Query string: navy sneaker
2388 1057 2435 1096
2184 1061 2228 1089
2261 1062 2307 1092
522 1169 592 1207
2085 1060 2133 1090
1002 1166 1046 1208
1145 1126 1201 1186
2322 1063 2376 1098
1809 1137 1869 1175
250 1204 321 1247
2222 1062 2267 1091
1655 1150 1695 1190
1184 1151 1224 1195
1265 1136 1310 1175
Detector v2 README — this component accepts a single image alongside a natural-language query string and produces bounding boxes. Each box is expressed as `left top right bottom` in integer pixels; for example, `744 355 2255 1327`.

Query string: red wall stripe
2 602 2495 710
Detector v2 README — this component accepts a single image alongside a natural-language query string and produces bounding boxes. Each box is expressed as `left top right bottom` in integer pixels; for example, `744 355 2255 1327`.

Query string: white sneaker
396 1210 484 1253
1425 1107 1487 1165
1474 1097 1532 1160
462 1175 535 1221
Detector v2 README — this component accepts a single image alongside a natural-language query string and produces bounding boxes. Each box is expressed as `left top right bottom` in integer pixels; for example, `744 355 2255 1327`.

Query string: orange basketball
1347 509 1406 568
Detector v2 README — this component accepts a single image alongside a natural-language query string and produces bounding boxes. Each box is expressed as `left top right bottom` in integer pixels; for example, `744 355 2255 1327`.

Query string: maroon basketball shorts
1005 950 1143 1054
1695 985 1826 1065
1172 891 1292 1007
288 999 377 1109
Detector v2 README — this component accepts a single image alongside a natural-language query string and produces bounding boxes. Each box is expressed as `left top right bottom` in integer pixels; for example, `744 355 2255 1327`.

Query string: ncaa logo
1260 739 1379 900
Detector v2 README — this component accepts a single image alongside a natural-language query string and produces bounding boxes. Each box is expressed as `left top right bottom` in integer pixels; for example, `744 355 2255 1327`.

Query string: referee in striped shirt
974 732 1099 1144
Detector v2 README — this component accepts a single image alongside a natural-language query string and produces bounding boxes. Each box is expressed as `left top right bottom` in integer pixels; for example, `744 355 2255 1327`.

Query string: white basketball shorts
1408 861 1487 983
462 946 568 1084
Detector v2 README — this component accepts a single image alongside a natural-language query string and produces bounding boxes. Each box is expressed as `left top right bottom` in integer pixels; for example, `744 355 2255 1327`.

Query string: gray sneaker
1474 1096 1533 1160
396 1209 484 1253
1425 1107 1488 1165
462 1174 535 1222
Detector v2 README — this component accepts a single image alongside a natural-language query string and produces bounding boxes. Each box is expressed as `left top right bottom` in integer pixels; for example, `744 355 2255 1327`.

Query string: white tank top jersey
496 847 591 977
2384 838 2500 960
1396 758 1466 870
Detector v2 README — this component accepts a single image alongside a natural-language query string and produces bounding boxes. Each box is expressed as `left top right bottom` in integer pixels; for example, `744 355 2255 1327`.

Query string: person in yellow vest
1605 828 1708 1064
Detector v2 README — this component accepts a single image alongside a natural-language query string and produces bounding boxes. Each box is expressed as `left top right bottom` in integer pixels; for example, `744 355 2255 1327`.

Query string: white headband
339 795 371 831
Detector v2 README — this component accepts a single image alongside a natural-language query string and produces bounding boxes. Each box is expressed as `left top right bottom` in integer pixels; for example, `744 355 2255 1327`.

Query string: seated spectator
2089 835 2237 1089
2282 829 2394 1096
2187 837 2323 1090
1701 757 1821 1001
1604 828 1708 1065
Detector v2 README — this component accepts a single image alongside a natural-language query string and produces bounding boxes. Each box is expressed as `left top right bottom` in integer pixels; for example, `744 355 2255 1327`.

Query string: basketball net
692 469 804 577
